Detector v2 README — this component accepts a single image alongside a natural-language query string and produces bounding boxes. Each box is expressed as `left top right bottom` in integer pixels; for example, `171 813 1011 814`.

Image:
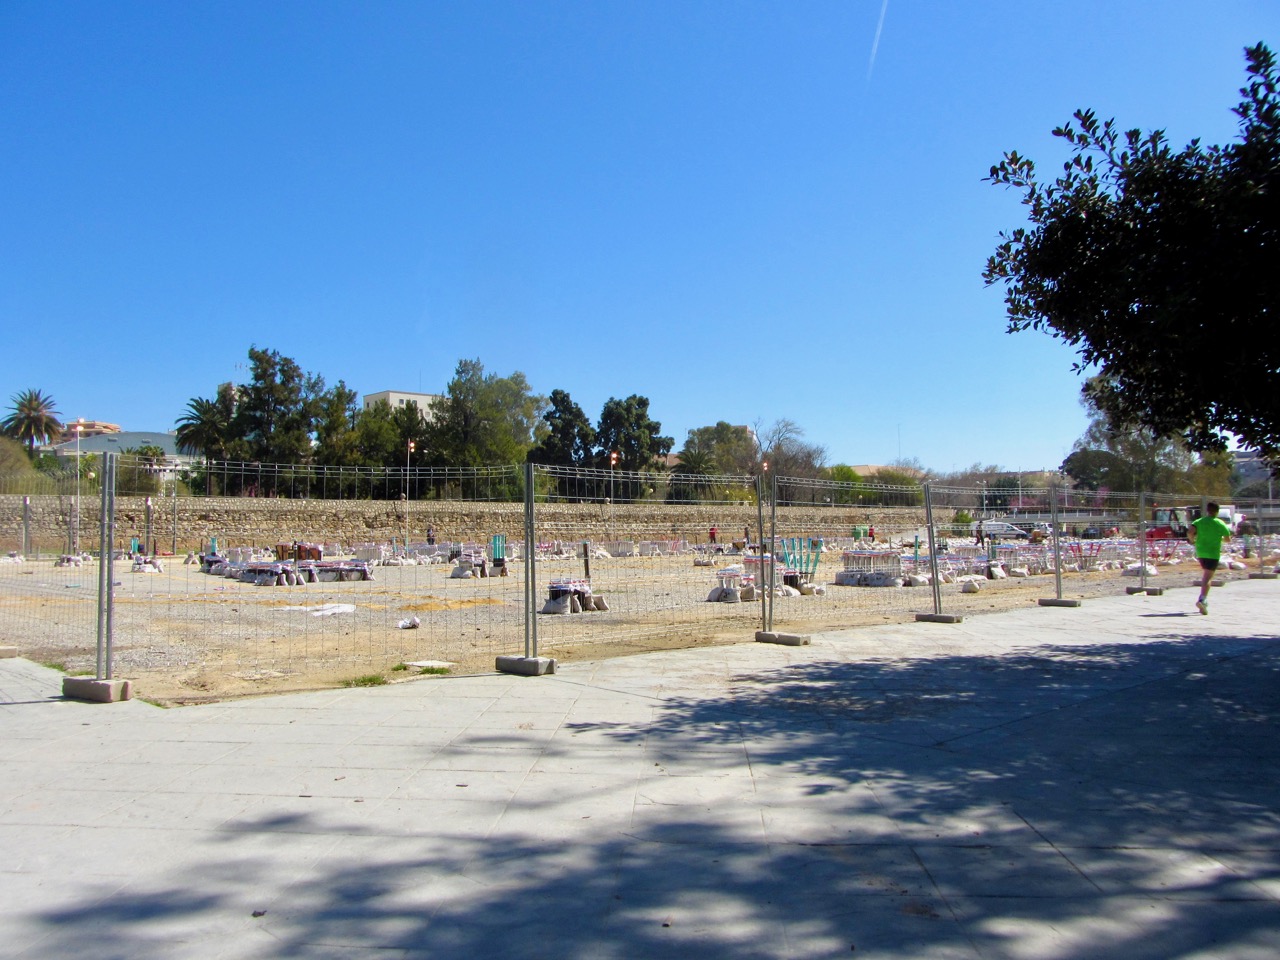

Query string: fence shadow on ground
27 635 1280 958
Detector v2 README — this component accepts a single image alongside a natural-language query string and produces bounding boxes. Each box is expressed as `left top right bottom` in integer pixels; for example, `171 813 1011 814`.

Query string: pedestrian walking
709 526 717 544
1189 502 1232 615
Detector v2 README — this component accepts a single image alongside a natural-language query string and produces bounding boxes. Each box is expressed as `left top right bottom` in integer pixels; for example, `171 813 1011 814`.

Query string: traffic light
610 451 618 467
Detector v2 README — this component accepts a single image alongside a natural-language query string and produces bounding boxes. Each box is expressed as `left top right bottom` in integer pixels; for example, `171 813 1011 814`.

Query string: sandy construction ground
1 548 1252 706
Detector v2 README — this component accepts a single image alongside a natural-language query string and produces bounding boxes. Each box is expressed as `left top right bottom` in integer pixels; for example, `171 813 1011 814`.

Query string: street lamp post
73 418 84 555
405 440 415 554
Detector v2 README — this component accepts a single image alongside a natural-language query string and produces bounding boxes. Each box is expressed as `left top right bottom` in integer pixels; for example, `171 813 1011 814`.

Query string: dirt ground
2 549 1256 707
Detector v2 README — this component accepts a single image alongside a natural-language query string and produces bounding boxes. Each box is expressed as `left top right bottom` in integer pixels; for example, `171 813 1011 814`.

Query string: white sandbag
591 595 610 611
1009 567 1030 578
799 582 816 595
987 564 1008 580
1122 563 1157 577
541 594 572 615
906 573 930 587
706 586 727 603
570 593 583 613
720 586 741 603
962 580 982 593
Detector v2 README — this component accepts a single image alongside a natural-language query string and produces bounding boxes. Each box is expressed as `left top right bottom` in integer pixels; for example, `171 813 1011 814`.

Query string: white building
362 391 442 419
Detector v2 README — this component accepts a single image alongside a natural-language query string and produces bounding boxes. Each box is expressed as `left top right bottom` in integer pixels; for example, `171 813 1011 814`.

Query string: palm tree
2 389 63 455
176 396 231 494
670 446 719 503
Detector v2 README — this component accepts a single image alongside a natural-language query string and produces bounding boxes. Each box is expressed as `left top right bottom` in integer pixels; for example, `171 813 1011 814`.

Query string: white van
972 520 1030 540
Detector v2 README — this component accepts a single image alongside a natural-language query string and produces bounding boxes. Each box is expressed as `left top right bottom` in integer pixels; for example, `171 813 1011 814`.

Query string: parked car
973 520 1030 540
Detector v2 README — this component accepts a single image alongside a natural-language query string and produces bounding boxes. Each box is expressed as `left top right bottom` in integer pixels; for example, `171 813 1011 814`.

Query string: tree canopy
527 389 595 467
678 422 757 477
593 395 673 473
3 388 63 455
1061 379 1232 497
425 359 546 468
984 43 1280 465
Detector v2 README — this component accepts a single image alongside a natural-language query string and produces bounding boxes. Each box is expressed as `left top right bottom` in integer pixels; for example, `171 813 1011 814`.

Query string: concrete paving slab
3 580 1280 958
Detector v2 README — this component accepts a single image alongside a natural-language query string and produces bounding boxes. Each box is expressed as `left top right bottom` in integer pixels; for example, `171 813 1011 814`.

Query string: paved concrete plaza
3 579 1279 959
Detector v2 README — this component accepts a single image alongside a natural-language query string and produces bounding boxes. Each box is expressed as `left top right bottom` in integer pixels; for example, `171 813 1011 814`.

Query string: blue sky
3 1 1276 473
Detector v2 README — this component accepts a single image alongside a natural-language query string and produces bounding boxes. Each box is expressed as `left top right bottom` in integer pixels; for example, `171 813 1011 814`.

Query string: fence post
495 462 555 675
768 472 778 632
1249 498 1278 579
756 474 766 633
916 481 961 623
22 496 30 558
1040 481 1081 607
1139 492 1148 590
94 453 120 679
1129 492 1159 596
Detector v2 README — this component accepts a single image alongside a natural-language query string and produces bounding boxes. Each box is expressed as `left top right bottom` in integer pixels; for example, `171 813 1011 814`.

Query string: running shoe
1196 600 1208 616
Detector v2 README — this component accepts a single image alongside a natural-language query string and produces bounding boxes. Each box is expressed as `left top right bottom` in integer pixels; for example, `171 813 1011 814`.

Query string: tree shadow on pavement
30 635 1280 959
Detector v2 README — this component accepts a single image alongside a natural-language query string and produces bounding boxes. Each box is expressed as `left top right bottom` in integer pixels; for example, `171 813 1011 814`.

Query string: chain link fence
2 456 1277 702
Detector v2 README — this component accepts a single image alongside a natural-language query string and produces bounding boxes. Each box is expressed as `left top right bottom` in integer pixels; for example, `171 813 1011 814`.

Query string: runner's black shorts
1198 557 1219 571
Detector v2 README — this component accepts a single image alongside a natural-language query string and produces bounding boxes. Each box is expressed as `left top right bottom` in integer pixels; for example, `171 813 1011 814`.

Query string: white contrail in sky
867 0 889 81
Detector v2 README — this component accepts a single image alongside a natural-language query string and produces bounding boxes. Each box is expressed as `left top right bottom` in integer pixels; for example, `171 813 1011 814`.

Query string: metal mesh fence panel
525 465 766 657
0 483 101 671
3 453 1278 702
4 459 532 702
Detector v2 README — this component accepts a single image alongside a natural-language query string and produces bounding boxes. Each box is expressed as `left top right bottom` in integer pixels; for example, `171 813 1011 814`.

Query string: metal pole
923 481 943 616
1052 482 1064 600
145 495 153 557
1138 492 1148 590
95 453 112 679
768 472 777 632
756 474 766 633
22 496 30 558
74 420 82 554
524 462 537 659
105 454 116 679
172 489 178 556
1257 500 1266 574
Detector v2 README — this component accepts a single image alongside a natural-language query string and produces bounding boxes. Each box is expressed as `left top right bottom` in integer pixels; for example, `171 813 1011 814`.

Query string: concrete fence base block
62 677 133 703
755 631 811 646
495 655 557 676
1038 598 1083 608
1248 572 1279 580
0 646 17 659
1145 587 1165 596
1125 586 1147 595
915 613 964 624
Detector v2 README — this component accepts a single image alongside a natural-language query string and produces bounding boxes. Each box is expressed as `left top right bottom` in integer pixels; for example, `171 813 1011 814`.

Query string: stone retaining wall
0 494 927 555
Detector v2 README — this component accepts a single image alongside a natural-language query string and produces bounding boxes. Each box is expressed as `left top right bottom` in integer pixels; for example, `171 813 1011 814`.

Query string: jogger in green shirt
1188 502 1232 615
